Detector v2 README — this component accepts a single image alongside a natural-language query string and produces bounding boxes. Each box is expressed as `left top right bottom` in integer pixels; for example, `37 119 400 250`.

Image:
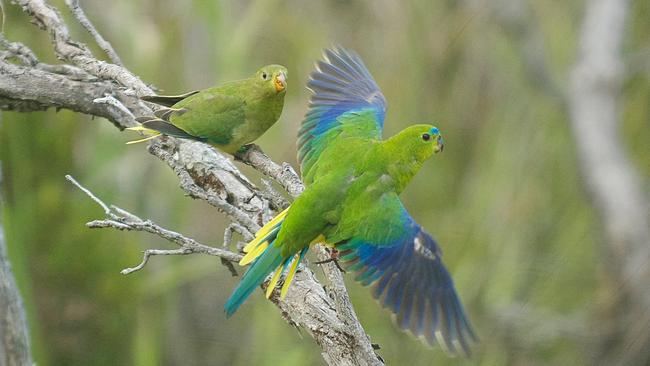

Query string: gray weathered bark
0 0 383 364
569 0 650 365
0 156 34 366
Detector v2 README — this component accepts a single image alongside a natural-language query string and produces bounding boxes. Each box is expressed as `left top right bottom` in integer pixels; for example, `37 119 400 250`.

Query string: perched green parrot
224 48 476 355
127 64 287 154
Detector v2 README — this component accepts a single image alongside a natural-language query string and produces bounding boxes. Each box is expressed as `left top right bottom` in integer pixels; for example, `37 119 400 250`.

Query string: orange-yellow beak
274 72 286 92
434 135 444 153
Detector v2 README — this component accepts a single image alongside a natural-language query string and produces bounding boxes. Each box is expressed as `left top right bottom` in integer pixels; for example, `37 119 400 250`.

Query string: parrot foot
314 249 346 273
234 143 256 158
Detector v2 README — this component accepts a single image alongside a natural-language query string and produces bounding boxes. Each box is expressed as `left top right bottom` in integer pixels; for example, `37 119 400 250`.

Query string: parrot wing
337 193 477 356
167 90 245 144
141 90 200 107
135 90 245 146
298 47 387 182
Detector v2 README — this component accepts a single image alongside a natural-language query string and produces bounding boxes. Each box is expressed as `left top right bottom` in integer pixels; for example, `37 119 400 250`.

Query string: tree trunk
0 146 34 366
568 0 650 364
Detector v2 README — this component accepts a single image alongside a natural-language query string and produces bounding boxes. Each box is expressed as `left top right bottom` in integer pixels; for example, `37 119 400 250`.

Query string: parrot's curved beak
274 72 286 93
434 135 444 153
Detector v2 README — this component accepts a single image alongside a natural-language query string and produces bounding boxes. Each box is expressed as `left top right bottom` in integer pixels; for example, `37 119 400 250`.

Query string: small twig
121 248 191 275
86 219 131 230
64 0 123 66
0 33 92 80
93 94 135 118
199 192 260 232
260 178 290 210
0 33 38 66
236 144 305 198
87 213 242 274
220 257 239 277
65 174 111 215
223 222 253 248
93 94 139 128
36 63 93 80
111 205 140 222
66 174 242 274
15 0 150 94
221 222 252 276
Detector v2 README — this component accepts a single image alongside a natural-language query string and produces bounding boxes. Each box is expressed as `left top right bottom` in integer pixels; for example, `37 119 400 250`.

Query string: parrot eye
261 72 268 80
421 133 431 141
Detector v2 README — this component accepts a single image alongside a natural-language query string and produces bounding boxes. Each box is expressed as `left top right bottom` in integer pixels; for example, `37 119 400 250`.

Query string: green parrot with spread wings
224 48 476 355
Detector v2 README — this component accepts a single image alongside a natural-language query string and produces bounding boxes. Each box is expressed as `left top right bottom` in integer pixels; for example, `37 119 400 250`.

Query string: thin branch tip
64 0 124 66
121 248 192 275
65 174 111 214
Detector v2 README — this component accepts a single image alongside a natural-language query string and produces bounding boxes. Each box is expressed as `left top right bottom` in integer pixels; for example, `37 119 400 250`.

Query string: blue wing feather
298 47 387 181
338 207 477 356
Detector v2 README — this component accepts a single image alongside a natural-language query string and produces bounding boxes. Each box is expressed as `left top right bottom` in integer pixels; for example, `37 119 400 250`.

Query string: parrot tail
125 125 161 144
224 207 308 317
126 116 206 145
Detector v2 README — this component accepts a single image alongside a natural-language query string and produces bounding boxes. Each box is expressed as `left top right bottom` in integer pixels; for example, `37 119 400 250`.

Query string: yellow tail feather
280 254 301 299
239 241 269 266
126 134 160 145
256 207 290 238
265 265 284 298
125 126 161 145
243 235 267 253
240 207 291 263
125 125 151 132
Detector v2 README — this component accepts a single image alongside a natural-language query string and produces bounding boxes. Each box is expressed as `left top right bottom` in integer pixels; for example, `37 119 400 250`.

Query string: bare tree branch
146 139 264 233
0 60 138 128
236 144 305 198
63 0 123 66
568 0 650 364
67 175 382 365
120 248 192 274
314 245 380 363
0 1 385 364
0 33 38 66
12 0 149 94
65 174 241 272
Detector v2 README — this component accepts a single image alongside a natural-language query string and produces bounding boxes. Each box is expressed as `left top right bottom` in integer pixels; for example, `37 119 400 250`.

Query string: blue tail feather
224 244 283 317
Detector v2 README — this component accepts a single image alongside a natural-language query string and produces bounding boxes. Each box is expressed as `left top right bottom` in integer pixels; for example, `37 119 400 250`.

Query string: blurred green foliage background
1 0 649 365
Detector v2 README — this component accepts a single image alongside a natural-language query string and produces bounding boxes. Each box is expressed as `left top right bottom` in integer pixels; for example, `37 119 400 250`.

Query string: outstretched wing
337 194 477 356
298 47 387 182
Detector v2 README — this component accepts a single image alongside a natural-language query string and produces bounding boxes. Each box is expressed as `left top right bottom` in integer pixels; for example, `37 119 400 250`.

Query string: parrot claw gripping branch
225 47 477 357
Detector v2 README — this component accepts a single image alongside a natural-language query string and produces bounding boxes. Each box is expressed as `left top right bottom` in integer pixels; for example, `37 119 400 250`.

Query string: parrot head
403 124 444 159
384 124 444 191
255 64 288 95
